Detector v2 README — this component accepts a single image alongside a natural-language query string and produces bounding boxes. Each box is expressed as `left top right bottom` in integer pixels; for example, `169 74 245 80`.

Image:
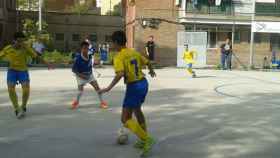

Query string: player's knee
22 87 30 93
8 87 16 92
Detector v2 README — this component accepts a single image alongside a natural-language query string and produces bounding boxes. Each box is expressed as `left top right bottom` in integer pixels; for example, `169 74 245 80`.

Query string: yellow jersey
114 48 149 84
0 45 37 71
183 50 196 64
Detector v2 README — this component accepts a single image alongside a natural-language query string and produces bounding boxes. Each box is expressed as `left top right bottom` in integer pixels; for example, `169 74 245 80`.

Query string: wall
127 0 184 66
0 0 17 49
20 11 124 52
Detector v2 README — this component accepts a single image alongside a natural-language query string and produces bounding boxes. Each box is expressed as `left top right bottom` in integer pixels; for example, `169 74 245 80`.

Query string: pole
249 0 256 68
39 0 42 31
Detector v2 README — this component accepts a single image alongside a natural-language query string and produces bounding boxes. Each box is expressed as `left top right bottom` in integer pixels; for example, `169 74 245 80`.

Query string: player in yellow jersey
183 44 197 78
99 31 156 157
0 32 52 119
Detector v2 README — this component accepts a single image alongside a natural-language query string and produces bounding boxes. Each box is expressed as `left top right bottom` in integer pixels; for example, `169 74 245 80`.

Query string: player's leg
221 53 226 70
89 80 108 108
134 107 147 131
122 107 148 141
21 82 30 114
72 85 84 109
7 84 19 115
19 71 31 114
187 63 193 75
133 107 147 149
7 70 20 117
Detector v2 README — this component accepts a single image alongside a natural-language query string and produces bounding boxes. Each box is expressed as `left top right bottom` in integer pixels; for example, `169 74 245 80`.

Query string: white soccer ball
117 128 129 145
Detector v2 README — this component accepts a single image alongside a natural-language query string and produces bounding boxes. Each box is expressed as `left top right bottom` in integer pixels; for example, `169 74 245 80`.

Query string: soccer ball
117 128 129 145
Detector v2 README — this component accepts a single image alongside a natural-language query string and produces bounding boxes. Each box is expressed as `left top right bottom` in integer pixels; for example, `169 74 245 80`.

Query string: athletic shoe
71 100 79 109
100 101 108 109
141 137 155 157
192 72 197 78
15 110 19 117
21 107 26 118
16 109 25 119
134 139 145 149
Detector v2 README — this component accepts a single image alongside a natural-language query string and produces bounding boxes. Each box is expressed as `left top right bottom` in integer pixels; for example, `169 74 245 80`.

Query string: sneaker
134 139 145 149
21 107 26 117
141 137 155 157
192 72 197 78
100 101 108 109
71 100 79 109
16 109 25 119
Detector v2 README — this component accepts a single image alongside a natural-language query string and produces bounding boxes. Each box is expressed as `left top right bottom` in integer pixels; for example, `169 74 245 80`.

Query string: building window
105 35 112 42
55 33 64 41
6 0 14 10
0 0 3 8
90 33 98 42
208 32 217 48
270 34 280 51
72 34 80 42
234 31 241 44
0 23 3 42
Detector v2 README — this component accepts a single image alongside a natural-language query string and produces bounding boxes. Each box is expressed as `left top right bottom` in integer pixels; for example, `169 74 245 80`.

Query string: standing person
0 32 52 119
183 44 197 78
85 39 101 78
99 43 108 66
32 36 45 64
99 31 156 157
220 38 232 70
145 35 155 62
71 41 108 109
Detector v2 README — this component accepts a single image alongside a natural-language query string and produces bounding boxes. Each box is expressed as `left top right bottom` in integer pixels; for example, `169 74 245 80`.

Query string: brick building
123 0 184 65
20 11 123 52
123 0 280 68
0 0 17 48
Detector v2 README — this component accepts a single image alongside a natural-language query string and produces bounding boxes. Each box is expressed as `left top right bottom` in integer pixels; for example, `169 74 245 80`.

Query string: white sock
98 93 104 103
76 90 83 102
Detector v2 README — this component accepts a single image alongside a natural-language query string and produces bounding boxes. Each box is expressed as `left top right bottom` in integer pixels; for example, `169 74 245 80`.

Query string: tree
17 0 39 11
106 2 122 16
67 3 90 14
22 18 52 49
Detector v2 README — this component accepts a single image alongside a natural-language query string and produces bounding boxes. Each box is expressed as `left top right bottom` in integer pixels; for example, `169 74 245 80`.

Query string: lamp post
249 0 256 68
38 0 42 31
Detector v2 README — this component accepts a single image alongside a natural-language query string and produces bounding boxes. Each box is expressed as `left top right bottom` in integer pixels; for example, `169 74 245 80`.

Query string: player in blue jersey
71 41 108 109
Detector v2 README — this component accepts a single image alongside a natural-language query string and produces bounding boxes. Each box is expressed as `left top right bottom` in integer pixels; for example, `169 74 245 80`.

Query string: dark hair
112 31 127 46
80 41 90 48
14 32 26 40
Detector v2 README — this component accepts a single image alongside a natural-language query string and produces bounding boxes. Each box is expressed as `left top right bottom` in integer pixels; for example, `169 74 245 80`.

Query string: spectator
99 43 108 66
32 36 45 64
145 35 155 62
220 38 232 70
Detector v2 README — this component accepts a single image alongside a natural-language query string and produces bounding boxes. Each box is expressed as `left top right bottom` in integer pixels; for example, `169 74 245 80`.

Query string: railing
255 3 280 16
185 1 233 15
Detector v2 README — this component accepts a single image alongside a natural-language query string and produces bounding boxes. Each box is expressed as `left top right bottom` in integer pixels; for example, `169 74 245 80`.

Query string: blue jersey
72 54 93 76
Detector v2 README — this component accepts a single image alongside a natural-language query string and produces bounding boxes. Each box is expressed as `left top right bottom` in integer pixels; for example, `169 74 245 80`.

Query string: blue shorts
123 78 149 108
7 69 30 85
187 63 193 68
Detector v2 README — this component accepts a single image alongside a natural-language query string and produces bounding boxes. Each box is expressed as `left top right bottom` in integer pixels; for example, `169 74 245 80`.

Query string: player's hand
47 63 54 70
149 70 156 78
98 88 110 94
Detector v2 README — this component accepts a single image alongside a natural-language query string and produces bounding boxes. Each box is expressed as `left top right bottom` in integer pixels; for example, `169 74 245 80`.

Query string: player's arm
0 47 9 60
0 50 6 60
99 58 124 94
100 71 124 93
141 55 156 77
27 46 53 69
71 59 88 80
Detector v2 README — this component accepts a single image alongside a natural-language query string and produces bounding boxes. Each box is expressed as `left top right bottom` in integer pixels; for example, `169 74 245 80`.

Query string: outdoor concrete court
1 68 280 158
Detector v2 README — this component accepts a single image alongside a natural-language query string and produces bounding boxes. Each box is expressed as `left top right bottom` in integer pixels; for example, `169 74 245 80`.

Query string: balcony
256 3 280 16
185 0 233 15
